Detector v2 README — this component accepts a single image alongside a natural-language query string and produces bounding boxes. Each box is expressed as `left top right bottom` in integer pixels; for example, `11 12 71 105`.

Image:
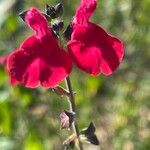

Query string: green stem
65 77 83 150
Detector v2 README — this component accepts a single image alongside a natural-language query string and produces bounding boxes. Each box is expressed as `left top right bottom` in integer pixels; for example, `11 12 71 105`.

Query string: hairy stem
65 77 83 150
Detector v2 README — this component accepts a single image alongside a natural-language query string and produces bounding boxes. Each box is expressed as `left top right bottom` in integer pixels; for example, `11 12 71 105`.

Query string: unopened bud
52 19 64 31
60 110 75 130
80 122 100 145
63 24 73 40
55 3 63 17
45 4 56 19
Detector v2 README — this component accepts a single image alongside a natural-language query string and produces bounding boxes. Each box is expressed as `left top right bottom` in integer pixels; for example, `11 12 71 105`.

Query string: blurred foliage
0 0 150 150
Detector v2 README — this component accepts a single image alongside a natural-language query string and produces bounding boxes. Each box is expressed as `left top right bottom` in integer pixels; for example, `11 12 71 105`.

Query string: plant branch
65 76 83 150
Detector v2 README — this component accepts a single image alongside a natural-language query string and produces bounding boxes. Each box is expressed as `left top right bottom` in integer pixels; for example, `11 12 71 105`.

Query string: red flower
7 8 72 88
67 0 124 76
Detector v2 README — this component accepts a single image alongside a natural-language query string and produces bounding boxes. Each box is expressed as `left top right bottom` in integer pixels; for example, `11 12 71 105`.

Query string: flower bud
63 24 73 40
60 110 75 130
55 3 63 17
52 19 64 31
46 4 56 19
80 122 100 145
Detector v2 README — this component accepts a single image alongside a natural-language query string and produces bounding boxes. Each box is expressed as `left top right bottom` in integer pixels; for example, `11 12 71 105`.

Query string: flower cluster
6 0 124 88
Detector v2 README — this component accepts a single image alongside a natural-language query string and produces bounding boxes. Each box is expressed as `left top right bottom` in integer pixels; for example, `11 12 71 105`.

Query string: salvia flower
67 0 124 76
7 8 72 88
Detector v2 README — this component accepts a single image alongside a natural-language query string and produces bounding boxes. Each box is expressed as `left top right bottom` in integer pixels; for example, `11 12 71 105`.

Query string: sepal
80 122 100 145
42 13 51 22
19 10 27 21
51 86 70 97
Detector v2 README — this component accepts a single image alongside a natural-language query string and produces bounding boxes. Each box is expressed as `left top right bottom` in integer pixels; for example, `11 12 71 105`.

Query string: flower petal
68 23 124 75
7 49 40 88
7 48 72 88
40 48 72 88
20 34 59 55
7 34 72 88
68 40 101 75
25 7 49 37
73 0 97 25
